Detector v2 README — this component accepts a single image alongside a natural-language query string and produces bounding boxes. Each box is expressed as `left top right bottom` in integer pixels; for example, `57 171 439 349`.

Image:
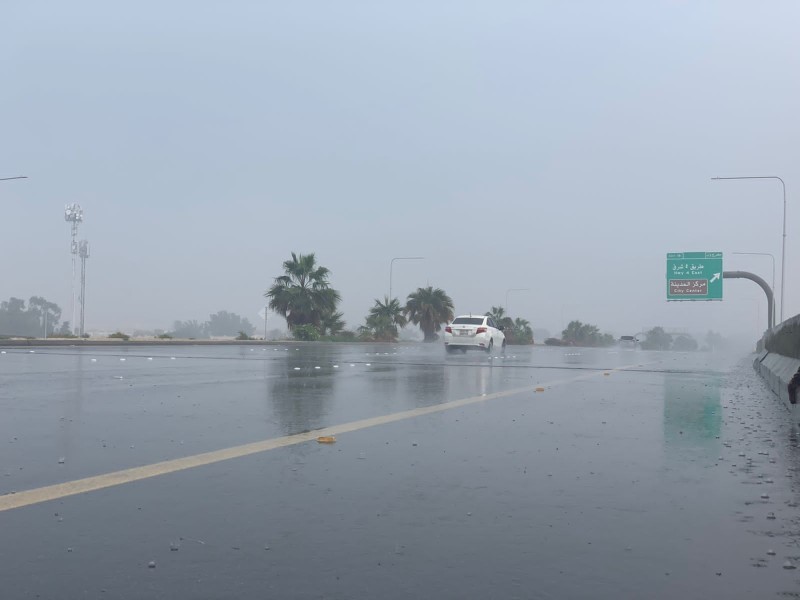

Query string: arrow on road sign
709 273 721 283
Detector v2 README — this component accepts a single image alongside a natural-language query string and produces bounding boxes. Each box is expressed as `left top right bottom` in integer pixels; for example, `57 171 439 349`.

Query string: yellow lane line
0 362 643 513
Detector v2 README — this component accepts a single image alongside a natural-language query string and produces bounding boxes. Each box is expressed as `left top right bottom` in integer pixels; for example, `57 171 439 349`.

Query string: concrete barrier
755 353 800 404
753 313 800 421
763 313 800 359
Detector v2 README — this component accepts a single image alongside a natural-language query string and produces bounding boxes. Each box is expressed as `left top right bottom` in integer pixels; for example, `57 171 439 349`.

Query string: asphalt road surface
1 343 799 599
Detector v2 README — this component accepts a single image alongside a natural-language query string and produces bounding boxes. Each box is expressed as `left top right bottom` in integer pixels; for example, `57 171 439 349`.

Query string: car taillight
476 327 487 334
445 326 452 333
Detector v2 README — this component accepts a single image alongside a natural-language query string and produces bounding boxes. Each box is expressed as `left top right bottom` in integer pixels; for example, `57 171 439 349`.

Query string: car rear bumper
444 334 490 348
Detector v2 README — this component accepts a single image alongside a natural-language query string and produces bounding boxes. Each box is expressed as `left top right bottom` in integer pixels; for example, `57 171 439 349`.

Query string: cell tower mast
64 204 83 334
79 240 89 336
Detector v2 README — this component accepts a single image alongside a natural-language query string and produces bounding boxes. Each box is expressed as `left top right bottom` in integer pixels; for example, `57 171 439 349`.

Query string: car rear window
452 317 484 325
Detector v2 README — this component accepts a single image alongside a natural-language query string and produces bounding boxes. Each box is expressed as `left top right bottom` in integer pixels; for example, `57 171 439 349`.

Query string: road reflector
316 436 336 444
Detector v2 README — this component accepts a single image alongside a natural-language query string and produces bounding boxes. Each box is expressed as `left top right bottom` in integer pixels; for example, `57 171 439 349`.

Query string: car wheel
501 340 507 355
485 339 493 354
446 346 455 354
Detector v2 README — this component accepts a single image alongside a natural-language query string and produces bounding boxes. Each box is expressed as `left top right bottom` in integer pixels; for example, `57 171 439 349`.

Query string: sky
2 1 799 341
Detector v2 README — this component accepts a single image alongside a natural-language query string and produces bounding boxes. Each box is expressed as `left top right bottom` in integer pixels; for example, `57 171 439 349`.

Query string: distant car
444 315 506 354
619 335 639 348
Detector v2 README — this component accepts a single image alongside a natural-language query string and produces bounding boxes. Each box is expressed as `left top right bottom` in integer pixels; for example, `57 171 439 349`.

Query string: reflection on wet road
1 343 799 598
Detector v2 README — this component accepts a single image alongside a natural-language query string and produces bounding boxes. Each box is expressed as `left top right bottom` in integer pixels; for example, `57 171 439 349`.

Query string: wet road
1 343 800 599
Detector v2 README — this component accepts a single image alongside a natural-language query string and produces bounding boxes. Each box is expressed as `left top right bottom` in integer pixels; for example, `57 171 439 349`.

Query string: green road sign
666 252 723 301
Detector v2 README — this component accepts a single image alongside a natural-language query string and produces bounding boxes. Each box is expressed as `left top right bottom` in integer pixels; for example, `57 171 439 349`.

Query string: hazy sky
2 1 798 340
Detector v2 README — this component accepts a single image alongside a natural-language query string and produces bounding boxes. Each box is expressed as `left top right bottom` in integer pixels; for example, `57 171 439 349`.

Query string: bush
108 331 130 341
236 330 253 340
561 321 614 347
324 330 357 342
641 327 672 351
544 337 564 346
156 333 172 339
292 324 320 341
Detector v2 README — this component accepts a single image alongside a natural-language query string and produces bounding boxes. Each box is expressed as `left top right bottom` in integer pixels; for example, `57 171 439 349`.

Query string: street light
505 288 530 316
711 176 787 322
733 252 775 326
0 176 27 181
389 256 424 301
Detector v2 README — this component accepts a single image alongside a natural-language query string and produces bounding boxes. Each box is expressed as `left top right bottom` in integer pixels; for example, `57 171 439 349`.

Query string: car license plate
458 330 470 336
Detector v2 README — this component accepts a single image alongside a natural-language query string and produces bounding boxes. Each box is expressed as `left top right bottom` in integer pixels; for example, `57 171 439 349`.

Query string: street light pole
389 257 424 301
712 176 787 322
505 288 530 316
733 251 776 326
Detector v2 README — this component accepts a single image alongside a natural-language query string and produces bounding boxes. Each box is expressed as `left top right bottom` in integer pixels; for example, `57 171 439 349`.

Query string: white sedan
444 315 506 354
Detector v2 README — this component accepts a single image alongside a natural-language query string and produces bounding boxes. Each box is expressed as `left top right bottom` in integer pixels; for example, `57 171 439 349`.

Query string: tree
266 252 341 332
510 317 534 345
561 320 614 347
0 296 64 337
365 297 407 342
641 327 672 350
28 296 62 336
319 311 346 337
598 333 615 347
562 321 598 345
206 311 254 337
486 306 505 322
485 306 514 331
171 320 208 339
672 334 698 351
0 297 35 336
356 323 375 341
360 315 392 341
404 286 454 342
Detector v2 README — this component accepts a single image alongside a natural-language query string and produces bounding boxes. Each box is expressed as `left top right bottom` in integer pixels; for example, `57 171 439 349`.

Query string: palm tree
512 317 534 344
404 286 454 342
513 317 531 331
485 306 506 323
486 306 513 331
266 252 341 331
366 296 408 341
320 311 346 336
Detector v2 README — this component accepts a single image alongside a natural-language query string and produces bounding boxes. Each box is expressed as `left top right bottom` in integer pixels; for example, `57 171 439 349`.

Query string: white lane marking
0 362 646 513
